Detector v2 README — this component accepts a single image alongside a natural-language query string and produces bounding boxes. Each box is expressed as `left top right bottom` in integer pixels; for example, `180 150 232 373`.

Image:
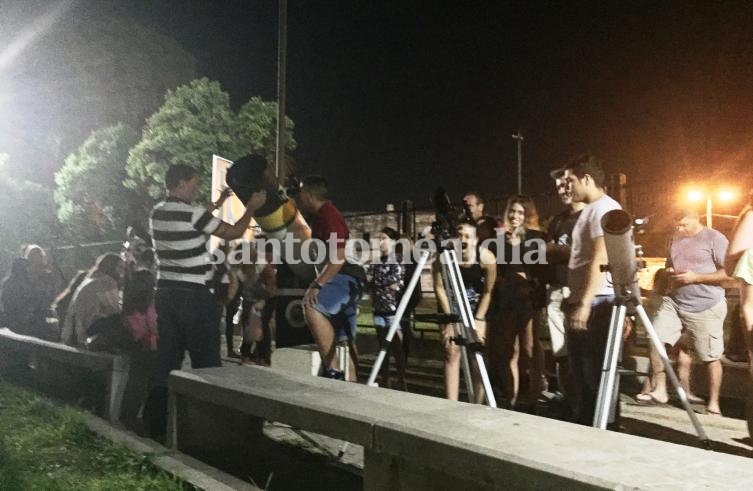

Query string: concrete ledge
0 327 129 422
83 414 259 491
370 404 753 490
170 365 753 490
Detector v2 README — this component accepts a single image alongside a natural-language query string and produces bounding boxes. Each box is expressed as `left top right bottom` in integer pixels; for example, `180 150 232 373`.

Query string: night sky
7 0 753 214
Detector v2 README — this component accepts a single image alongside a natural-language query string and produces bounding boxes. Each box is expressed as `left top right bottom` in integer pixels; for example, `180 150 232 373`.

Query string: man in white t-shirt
564 155 621 425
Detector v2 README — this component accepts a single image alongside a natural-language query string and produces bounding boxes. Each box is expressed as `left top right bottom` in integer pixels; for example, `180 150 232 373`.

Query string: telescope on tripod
595 209 709 446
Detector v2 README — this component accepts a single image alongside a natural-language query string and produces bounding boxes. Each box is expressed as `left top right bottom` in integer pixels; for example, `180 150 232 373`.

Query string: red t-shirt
310 201 365 280
310 201 349 249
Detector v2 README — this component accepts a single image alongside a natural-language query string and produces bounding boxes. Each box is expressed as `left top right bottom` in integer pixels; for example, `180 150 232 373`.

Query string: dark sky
9 0 753 214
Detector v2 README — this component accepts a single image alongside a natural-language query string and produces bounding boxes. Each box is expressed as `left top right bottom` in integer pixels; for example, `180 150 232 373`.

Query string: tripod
593 279 710 444
367 246 497 408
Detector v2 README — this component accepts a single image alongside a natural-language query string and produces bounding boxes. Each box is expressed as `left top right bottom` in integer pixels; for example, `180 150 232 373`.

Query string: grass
0 381 189 491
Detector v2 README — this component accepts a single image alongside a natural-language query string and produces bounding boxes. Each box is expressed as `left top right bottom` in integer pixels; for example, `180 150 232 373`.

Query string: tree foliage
126 78 296 200
54 124 145 240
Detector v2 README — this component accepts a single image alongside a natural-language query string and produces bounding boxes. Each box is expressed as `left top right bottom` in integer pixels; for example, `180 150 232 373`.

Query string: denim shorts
313 274 363 342
374 315 400 331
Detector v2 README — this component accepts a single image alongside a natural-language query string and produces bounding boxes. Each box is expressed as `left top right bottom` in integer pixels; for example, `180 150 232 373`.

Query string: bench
168 365 753 490
0 327 129 422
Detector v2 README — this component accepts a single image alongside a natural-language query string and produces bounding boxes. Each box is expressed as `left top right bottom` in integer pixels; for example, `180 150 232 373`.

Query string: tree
126 79 297 200
54 124 146 240
237 97 297 175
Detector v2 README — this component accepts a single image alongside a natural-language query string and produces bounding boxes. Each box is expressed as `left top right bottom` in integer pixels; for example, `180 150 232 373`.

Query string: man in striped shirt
145 163 265 438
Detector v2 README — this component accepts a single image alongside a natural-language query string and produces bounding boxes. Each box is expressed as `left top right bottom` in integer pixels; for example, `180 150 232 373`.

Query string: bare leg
346 339 359 383
645 343 669 403
442 323 460 400
501 315 520 407
304 306 336 370
391 330 407 391
706 359 722 414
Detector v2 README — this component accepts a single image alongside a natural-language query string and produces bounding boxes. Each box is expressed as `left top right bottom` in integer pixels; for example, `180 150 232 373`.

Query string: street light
685 187 738 228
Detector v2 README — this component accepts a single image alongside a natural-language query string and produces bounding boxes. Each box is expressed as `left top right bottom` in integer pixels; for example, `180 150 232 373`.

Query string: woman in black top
433 220 496 402
490 195 548 409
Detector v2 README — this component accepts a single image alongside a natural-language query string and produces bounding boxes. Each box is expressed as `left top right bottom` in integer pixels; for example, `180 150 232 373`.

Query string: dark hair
464 192 484 205
504 194 541 231
565 154 606 189
165 164 197 191
123 269 155 315
300 175 329 200
380 227 399 241
89 253 123 281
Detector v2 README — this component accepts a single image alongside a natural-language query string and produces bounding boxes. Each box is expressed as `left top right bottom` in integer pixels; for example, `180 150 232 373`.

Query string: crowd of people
1 153 752 441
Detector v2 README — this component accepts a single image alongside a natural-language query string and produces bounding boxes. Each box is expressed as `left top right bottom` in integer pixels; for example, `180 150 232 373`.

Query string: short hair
673 207 699 221
300 175 330 200
90 253 123 280
464 192 484 205
380 227 399 241
565 154 606 188
165 164 196 191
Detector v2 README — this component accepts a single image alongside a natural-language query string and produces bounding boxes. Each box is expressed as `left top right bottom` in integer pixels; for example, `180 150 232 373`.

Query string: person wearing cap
544 167 585 414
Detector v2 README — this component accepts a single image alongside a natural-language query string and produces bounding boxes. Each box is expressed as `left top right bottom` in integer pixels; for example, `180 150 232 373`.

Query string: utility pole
512 130 524 194
274 0 288 179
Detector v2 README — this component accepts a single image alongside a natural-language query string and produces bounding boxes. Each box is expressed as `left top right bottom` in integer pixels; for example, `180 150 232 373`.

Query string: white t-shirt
568 194 622 303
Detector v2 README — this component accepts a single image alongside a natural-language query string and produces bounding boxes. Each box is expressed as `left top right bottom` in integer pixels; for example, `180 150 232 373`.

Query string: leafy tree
237 97 297 175
54 124 146 240
126 79 297 200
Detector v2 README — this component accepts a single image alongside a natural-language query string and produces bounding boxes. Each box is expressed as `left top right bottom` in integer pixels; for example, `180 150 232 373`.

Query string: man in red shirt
298 175 365 381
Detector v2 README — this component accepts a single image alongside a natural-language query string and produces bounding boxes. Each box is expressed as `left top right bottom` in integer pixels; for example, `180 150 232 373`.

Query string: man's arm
213 191 267 241
569 235 608 330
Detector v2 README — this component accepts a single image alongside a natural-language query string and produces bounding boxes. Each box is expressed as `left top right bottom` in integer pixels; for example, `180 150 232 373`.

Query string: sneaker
320 368 345 380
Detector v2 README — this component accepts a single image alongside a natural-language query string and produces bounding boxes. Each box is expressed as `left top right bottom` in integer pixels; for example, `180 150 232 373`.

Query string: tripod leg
367 250 430 386
458 333 475 403
635 305 710 443
473 350 498 408
594 304 626 429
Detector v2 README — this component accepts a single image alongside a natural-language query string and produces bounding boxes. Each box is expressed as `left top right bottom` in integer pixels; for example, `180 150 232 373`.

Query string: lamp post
686 188 737 229
512 130 523 194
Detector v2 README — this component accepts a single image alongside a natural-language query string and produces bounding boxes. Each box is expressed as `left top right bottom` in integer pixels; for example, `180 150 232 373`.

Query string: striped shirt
150 198 221 286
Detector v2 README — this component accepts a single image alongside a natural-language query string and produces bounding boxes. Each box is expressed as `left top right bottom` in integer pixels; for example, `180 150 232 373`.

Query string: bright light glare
687 190 704 202
718 190 736 202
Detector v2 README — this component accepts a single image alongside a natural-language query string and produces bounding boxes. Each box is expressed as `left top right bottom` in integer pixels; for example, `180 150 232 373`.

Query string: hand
672 270 698 285
472 319 486 344
247 190 267 212
568 303 591 331
441 324 455 349
303 285 319 308
210 188 233 209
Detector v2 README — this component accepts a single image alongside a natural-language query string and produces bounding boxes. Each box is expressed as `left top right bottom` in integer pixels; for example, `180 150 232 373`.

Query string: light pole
686 188 737 229
512 130 523 194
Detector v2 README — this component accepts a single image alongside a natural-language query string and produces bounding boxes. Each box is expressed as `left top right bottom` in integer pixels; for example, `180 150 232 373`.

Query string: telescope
601 209 641 303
